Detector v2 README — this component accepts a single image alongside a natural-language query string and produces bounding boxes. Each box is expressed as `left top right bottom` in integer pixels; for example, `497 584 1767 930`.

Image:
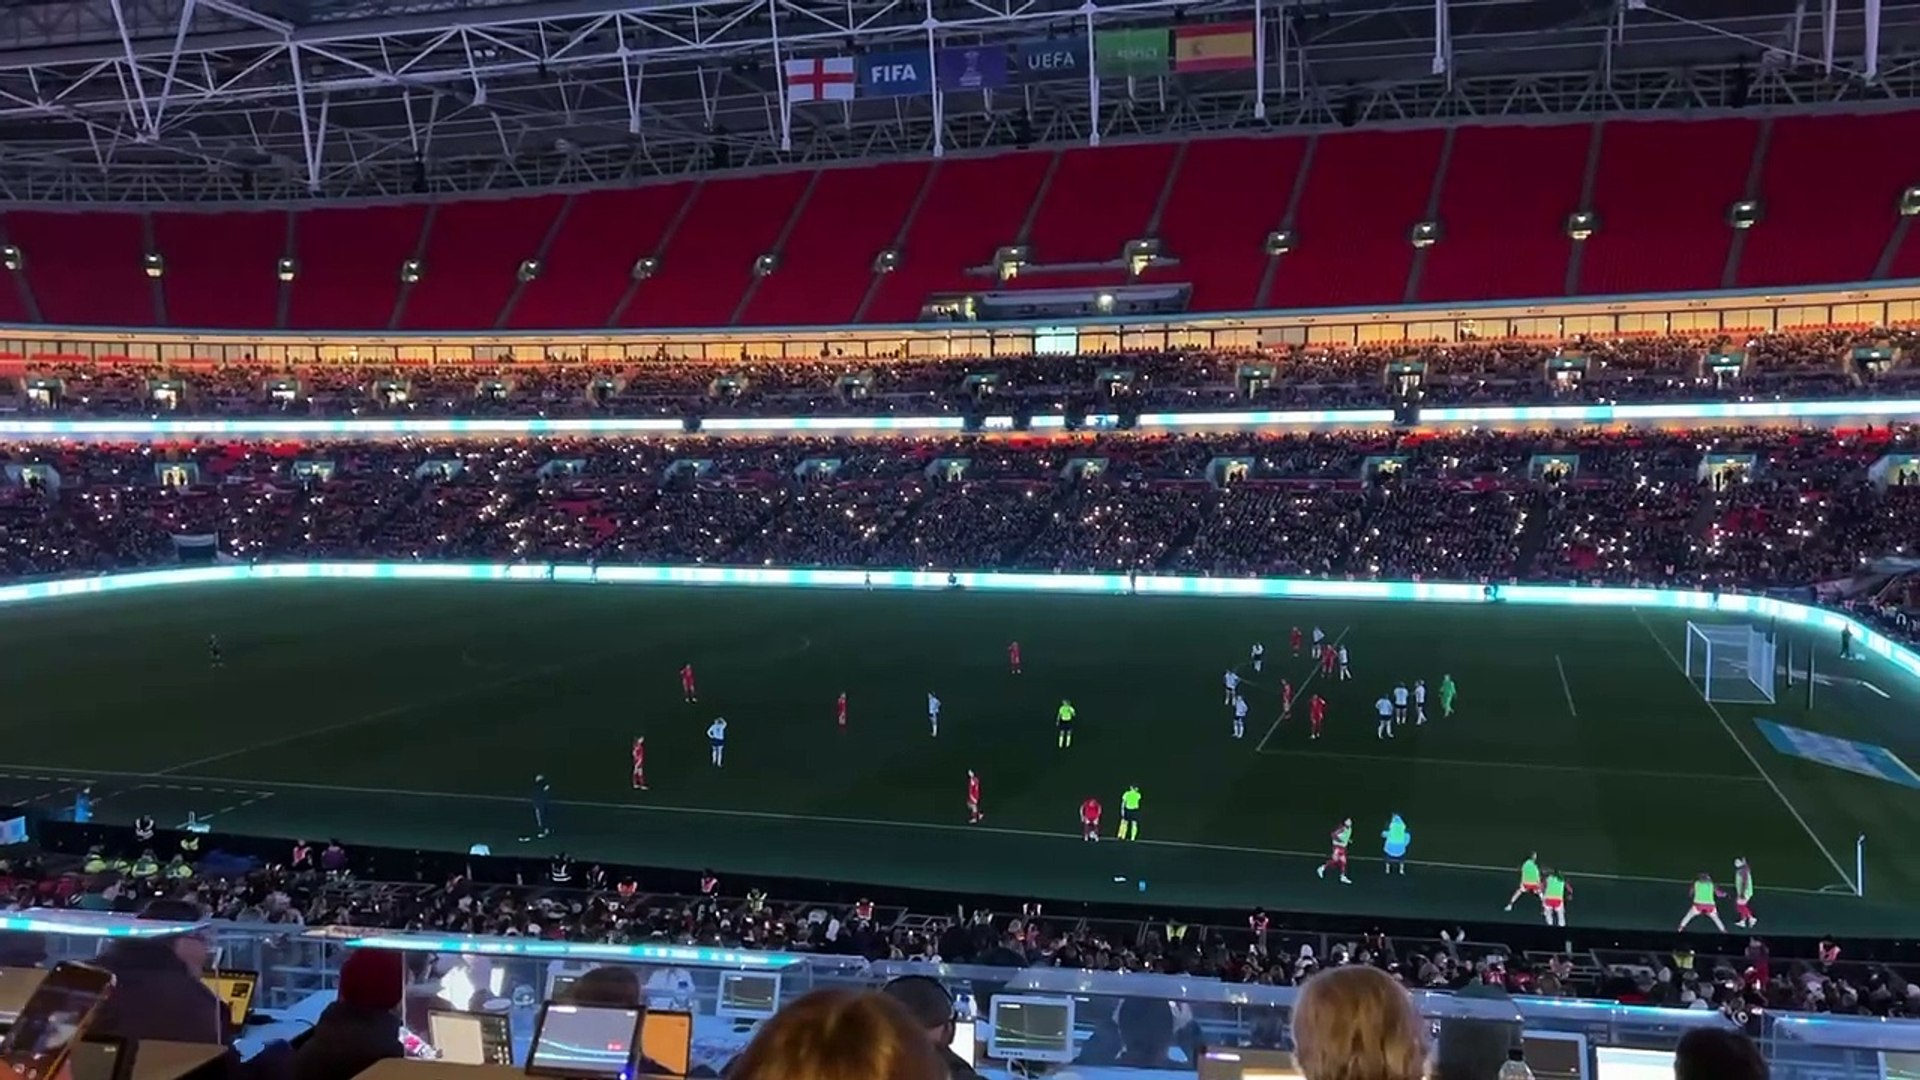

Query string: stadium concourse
3 328 1918 416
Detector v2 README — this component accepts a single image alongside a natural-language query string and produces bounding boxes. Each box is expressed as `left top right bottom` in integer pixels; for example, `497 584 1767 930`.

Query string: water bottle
1498 1048 1535 1080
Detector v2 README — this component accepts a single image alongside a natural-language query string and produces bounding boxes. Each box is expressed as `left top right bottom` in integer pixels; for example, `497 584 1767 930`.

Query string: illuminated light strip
0 913 208 937
1137 409 1399 427
4 562 1914 686
0 399 1915 439
701 415 965 432
1422 399 1920 425
325 931 800 967
0 417 690 438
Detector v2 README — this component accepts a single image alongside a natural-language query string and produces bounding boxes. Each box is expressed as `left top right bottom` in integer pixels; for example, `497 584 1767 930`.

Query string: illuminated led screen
0 397 1914 439
0 563 1912 688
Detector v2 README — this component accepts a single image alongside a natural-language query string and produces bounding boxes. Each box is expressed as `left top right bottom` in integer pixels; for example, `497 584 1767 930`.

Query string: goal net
1685 621 1777 704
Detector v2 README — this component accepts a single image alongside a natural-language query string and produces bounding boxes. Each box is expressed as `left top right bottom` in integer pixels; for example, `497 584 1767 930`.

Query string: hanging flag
1095 28 1170 77
1173 22 1256 72
861 51 932 97
785 56 856 102
937 45 1009 91
1015 38 1087 82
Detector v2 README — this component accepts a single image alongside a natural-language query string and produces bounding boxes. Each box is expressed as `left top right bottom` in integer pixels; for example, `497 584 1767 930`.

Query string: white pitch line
0 758 1842 896
1258 746 1763 784
1635 608 1857 894
1253 625 1350 752
1555 654 1579 717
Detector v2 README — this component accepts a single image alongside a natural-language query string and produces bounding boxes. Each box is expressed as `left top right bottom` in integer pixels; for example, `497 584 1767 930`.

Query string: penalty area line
0 758 1841 897
1555 654 1578 717
1634 608 1858 895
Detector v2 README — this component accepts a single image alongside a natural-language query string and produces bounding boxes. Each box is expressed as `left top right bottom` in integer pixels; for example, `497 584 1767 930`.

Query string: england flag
785 56 856 102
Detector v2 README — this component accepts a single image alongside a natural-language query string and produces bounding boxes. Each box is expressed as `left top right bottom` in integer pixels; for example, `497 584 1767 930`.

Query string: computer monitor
1594 1046 1674 1080
1523 1032 1589 1080
716 972 781 1021
947 1020 977 1068
201 971 257 1027
1885 1051 1920 1080
428 1011 515 1067
987 995 1076 1064
526 1003 644 1079
1198 1048 1304 1080
640 1010 692 1075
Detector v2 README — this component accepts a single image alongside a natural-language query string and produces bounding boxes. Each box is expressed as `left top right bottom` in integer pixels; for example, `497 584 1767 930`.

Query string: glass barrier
0 918 1909 1080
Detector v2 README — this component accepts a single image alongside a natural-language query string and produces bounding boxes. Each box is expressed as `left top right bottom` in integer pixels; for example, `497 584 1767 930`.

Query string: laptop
525 1003 643 1079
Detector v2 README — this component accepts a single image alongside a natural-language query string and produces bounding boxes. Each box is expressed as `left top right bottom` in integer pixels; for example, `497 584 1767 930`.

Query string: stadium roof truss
0 0 1915 202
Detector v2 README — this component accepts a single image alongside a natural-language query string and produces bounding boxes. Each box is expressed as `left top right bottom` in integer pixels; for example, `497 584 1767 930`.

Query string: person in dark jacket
880 976 985 1080
291 949 405 1080
91 898 226 1045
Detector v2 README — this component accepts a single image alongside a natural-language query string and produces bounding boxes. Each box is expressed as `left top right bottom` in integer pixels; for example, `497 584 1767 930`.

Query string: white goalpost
1684 621 1778 704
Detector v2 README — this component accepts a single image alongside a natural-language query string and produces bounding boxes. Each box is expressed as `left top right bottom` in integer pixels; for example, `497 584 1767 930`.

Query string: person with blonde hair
1291 966 1428 1080
730 988 946 1080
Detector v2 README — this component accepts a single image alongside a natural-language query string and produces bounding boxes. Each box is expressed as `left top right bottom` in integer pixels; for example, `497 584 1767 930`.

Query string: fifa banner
861 50 932 97
1096 28 1170 77
938 45 1009 91
1015 38 1088 82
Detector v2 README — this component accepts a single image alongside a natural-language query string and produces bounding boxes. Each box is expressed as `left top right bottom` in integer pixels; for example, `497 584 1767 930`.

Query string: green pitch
3 579 1917 936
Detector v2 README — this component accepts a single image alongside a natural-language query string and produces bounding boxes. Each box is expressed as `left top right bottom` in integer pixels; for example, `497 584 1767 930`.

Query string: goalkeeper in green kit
1439 674 1457 718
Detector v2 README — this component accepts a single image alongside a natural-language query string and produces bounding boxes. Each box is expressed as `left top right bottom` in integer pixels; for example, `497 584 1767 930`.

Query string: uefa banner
1015 37 1087 81
937 45 1008 91
1096 28 1170 76
860 50 932 96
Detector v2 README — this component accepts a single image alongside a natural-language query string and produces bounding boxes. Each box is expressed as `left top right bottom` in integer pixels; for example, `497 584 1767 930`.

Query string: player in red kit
631 737 648 790
1080 797 1102 841
1320 644 1336 676
1281 679 1295 719
679 664 697 703
967 771 983 823
836 692 848 729
1309 694 1326 739
1008 641 1022 674
1290 626 1302 655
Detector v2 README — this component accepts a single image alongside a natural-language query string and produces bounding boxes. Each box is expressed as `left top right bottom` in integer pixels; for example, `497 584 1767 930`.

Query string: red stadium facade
4 110 1920 334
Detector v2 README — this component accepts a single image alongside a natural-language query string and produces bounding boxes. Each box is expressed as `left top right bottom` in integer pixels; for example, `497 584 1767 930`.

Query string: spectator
1673 1029 1768 1080
1291 966 1428 1080
91 897 225 1044
730 989 944 1080
880 976 984 1080
292 948 405 1080
561 965 644 1007
555 967 675 1075
1432 982 1520 1080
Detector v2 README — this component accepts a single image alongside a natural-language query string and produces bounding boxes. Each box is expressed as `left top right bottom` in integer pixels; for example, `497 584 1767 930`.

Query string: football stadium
1 572 1917 937
2 0 1920 1073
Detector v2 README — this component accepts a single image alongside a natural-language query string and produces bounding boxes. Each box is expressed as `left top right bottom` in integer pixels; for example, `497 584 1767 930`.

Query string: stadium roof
0 0 1915 202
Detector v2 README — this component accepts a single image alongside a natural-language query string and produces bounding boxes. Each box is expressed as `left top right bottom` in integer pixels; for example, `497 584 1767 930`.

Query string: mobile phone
1 961 116 1080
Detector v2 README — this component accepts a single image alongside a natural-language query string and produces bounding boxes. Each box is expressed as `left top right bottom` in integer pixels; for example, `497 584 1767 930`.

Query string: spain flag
1173 22 1256 73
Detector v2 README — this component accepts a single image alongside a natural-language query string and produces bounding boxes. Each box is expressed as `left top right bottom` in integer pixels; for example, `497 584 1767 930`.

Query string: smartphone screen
1 963 115 1080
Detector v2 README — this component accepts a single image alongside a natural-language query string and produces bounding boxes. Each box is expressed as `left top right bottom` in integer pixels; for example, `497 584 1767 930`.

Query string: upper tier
4 112 1920 333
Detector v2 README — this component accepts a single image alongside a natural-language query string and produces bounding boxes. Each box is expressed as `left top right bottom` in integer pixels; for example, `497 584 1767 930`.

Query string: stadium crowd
8 327 1919 418
16 833 1915 1031
0 427 1914 627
